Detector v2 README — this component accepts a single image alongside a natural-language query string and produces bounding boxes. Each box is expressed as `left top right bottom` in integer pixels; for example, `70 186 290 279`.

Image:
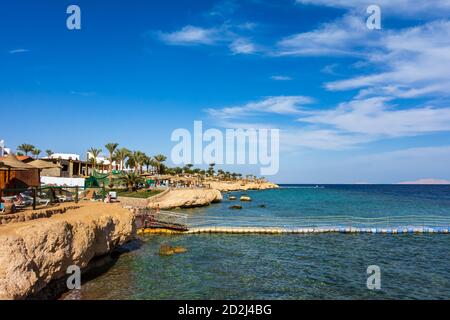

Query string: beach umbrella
0 161 10 171
28 159 62 170
0 154 32 189
0 154 37 196
0 153 36 171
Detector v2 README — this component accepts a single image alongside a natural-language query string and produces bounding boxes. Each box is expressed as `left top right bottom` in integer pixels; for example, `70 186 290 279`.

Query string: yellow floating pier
138 228 185 235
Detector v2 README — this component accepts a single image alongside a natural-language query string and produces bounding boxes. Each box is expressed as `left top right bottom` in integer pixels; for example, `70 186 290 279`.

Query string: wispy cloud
207 0 239 17
271 75 293 81
295 0 450 18
156 26 222 45
9 49 29 54
70 91 96 97
321 64 339 75
325 20 450 100
229 38 258 54
154 24 258 55
298 97 450 138
206 96 314 119
274 14 374 57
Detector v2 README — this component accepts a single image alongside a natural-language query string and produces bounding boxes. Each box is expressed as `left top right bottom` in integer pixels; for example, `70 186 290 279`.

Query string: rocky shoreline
0 203 136 300
145 181 278 210
208 181 279 192
148 188 223 210
0 180 278 299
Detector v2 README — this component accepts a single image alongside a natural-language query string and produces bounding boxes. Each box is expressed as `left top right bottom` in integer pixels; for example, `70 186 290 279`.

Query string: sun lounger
57 195 74 202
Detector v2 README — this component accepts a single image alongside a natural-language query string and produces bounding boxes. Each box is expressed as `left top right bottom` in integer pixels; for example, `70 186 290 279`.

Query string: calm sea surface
65 185 450 299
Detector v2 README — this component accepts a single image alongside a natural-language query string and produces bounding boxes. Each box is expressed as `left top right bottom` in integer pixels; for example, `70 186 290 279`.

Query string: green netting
85 170 125 188
84 176 101 188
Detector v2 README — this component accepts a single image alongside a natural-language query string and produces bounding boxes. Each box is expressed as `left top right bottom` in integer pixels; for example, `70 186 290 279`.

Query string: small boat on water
240 195 252 202
228 196 237 200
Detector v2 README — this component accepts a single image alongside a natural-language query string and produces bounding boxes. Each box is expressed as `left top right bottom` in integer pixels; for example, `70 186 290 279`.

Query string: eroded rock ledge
208 181 280 192
147 188 223 210
0 203 135 300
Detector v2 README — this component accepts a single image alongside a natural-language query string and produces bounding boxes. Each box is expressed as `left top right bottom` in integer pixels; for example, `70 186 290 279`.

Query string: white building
87 152 116 166
48 153 80 161
0 140 11 157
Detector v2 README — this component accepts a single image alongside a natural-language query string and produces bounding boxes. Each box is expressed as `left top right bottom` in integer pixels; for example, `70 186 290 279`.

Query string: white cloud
155 24 257 55
282 128 373 150
229 38 257 54
9 49 29 54
206 96 314 119
271 75 293 81
298 97 450 138
321 64 339 75
206 95 450 151
157 26 222 45
275 14 374 56
321 20 450 100
295 0 450 17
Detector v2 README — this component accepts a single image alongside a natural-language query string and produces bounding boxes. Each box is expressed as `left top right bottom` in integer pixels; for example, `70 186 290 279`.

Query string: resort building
41 152 110 178
86 152 117 173
0 140 11 157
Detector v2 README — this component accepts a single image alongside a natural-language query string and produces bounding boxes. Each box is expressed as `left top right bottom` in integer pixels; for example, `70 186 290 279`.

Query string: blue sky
1 0 450 183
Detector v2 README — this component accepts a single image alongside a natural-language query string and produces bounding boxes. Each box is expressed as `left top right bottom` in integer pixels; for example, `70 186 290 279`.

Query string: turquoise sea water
66 185 450 300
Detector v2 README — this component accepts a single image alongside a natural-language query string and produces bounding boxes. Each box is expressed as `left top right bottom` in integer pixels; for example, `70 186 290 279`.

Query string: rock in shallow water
159 244 187 256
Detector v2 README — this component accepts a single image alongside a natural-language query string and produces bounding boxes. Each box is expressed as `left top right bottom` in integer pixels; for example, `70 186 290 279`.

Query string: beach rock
0 203 136 300
173 246 187 254
159 244 175 256
258 204 266 208
229 205 243 210
159 245 187 256
209 181 279 192
148 189 223 210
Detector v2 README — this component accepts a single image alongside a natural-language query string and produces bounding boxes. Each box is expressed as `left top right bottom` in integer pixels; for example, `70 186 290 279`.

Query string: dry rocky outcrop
0 202 135 300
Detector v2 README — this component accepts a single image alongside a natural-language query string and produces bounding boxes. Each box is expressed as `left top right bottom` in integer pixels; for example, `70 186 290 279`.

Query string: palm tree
31 148 41 159
153 154 167 174
143 156 158 173
114 148 130 171
119 172 144 192
183 164 194 175
129 151 146 173
173 167 183 175
88 147 102 172
17 144 35 156
45 149 53 158
207 162 216 177
105 143 119 187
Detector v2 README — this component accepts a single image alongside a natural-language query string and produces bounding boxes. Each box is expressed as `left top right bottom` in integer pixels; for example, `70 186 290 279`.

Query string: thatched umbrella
0 154 36 202
29 159 62 170
0 161 10 171
1 153 36 171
